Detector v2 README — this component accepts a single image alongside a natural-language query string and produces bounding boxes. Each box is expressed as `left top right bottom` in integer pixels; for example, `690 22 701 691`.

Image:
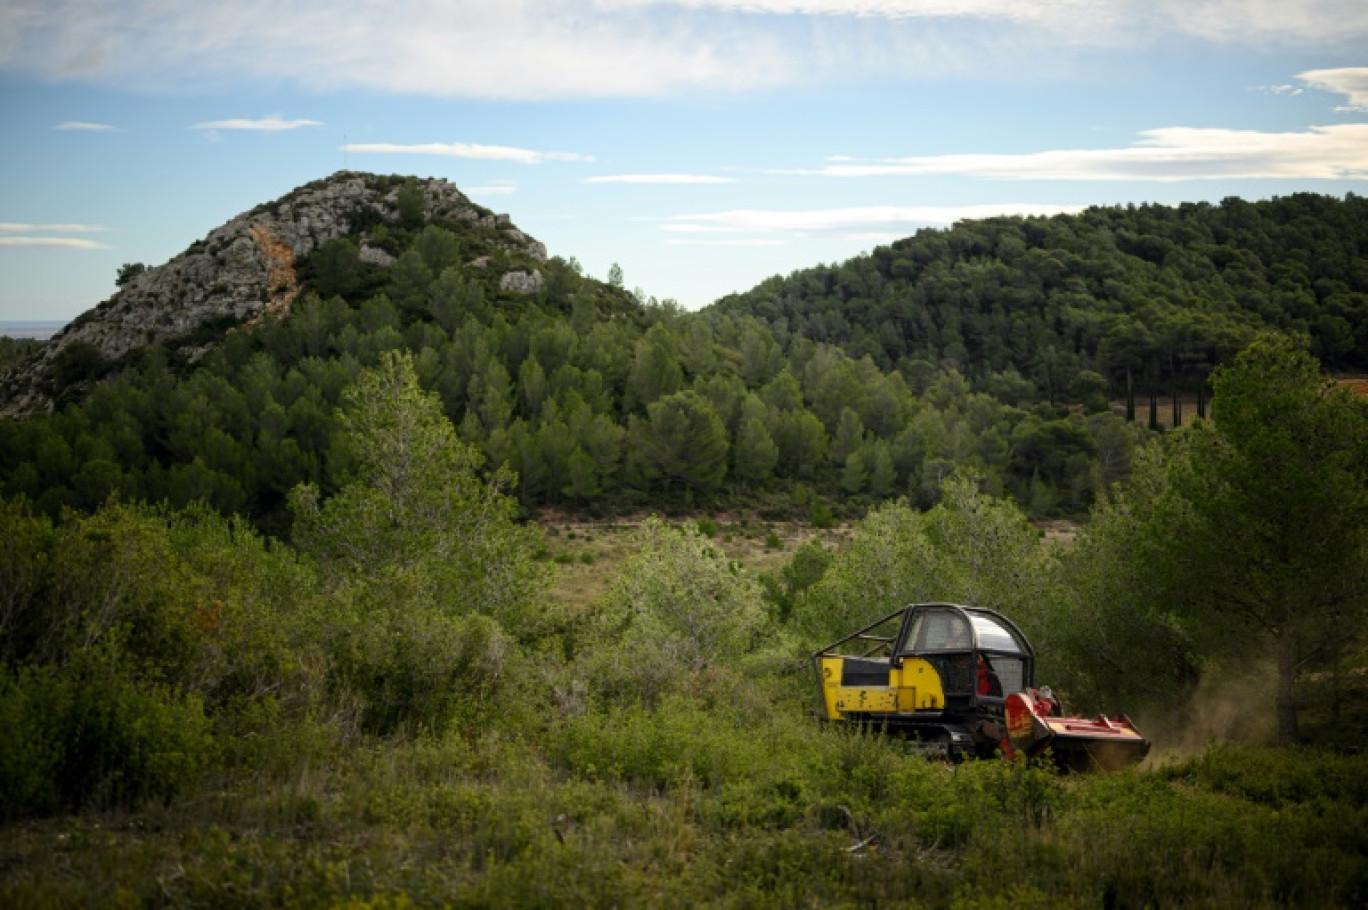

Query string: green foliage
395 178 425 229
0 646 214 819
1063 333 1368 737
0 498 205 678
732 416 779 484
0 335 42 372
8 192 1368 906
13 191 1368 529
794 479 1045 647
628 390 729 496
694 515 720 537
48 340 109 392
587 518 763 707
326 583 526 737
115 262 146 287
306 237 364 299
717 194 1368 388
289 350 549 638
759 537 832 623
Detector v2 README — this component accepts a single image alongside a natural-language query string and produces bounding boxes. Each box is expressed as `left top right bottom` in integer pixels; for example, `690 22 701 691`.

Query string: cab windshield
902 609 972 653
967 613 1024 653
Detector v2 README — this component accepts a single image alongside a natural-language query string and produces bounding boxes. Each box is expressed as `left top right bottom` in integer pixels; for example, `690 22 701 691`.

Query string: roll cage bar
812 602 1036 678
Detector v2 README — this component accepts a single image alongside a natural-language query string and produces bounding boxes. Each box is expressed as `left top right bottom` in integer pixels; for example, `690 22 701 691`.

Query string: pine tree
732 417 779 485
634 391 729 494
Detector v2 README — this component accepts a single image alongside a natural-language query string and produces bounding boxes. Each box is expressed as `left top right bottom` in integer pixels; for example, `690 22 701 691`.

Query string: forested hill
0 171 616 416
714 194 1368 397
3 177 1368 533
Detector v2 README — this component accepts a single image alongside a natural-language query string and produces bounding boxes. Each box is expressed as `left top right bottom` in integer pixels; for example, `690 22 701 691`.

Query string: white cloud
54 121 120 131
666 237 788 246
0 237 112 250
612 0 1368 45
344 142 593 164
0 222 109 233
793 125 1368 181
585 174 737 184
192 117 323 131
1150 0 1368 47
1298 67 1368 112
662 202 1087 236
660 223 744 233
4 2 1365 100
0 1 795 99
607 1 1071 21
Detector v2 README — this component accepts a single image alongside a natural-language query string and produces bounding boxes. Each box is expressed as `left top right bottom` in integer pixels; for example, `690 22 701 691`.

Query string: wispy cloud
0 222 113 250
606 1 1071 21
344 142 594 164
666 237 787 246
0 222 109 233
0 236 112 250
6 2 1364 100
585 174 737 185
661 203 1087 238
660 223 745 233
1250 84 1302 98
1298 67 1368 112
192 117 323 132
54 121 120 131
790 125 1368 181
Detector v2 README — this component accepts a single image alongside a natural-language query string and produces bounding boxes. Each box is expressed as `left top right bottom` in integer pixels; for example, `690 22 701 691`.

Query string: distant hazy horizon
0 321 65 340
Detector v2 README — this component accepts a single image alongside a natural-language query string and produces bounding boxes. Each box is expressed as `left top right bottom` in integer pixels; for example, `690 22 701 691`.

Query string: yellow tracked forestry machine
813 603 1151 772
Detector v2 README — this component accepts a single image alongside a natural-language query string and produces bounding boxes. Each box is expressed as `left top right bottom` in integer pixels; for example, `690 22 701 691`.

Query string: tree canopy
1061 334 1368 742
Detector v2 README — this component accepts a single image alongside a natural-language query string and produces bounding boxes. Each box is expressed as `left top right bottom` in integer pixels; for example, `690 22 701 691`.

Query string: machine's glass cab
894 605 1032 706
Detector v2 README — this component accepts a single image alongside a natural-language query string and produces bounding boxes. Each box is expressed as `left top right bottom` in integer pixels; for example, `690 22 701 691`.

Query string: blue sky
2 1 1367 322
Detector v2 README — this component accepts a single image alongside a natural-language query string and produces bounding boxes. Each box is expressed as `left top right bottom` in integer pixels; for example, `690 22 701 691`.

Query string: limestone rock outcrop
1 172 549 416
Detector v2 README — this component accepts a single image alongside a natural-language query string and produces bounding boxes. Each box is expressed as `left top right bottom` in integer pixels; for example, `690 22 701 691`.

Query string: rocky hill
1 172 549 416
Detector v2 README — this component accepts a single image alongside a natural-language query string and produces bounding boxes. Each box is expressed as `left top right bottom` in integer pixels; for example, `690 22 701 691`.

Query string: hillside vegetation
2 178 1368 904
717 193 1368 386
2 337 1367 907
6 181 1367 530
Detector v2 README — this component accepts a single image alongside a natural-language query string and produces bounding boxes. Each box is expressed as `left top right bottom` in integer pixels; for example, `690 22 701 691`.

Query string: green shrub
326 577 527 737
1161 741 1368 808
550 694 796 792
0 648 214 819
586 519 764 708
810 501 836 529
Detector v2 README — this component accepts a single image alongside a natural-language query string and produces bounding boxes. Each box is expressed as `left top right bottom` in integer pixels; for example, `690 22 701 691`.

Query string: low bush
0 647 214 819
